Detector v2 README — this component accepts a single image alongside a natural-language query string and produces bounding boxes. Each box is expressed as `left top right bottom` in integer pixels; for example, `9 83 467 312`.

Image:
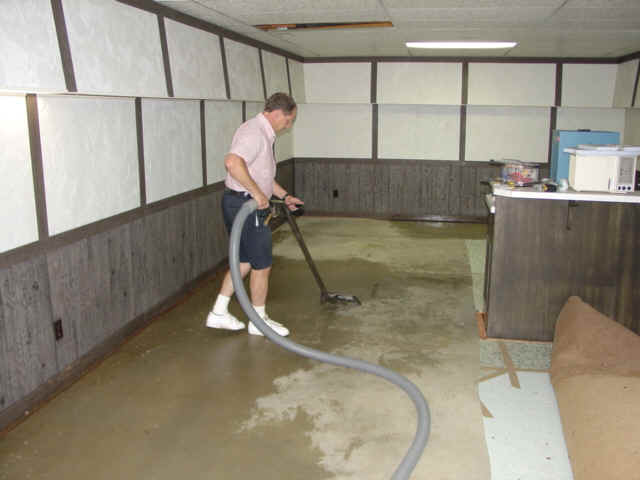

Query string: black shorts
222 190 272 270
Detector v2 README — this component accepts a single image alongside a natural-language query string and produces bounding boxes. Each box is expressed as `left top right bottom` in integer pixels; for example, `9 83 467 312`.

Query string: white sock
253 305 266 318
213 294 231 315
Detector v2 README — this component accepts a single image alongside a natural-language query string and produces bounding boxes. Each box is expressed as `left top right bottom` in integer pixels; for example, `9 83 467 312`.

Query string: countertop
485 184 640 214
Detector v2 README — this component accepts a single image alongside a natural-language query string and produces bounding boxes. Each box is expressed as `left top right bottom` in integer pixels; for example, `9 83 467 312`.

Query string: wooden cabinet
484 195 640 341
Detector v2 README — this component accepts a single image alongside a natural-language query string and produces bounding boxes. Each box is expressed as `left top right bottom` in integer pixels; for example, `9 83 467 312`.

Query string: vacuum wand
275 199 361 305
228 200 430 479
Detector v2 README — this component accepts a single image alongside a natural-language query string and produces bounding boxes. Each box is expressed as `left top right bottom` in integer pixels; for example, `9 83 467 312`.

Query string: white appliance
564 146 640 192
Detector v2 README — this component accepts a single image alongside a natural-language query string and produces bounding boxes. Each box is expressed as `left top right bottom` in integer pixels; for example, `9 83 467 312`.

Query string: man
206 92 302 337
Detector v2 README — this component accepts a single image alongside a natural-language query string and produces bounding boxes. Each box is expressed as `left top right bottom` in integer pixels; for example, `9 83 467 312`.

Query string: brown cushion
550 296 640 384
554 374 640 480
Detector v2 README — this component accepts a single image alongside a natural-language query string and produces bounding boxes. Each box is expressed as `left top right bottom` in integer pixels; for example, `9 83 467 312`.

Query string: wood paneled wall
294 159 549 219
0 163 293 430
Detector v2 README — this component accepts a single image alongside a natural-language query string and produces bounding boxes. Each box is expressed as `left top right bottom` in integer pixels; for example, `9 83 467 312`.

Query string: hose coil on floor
229 200 430 479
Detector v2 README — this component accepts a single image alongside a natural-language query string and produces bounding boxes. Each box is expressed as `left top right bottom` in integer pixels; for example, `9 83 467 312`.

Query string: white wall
225 39 264 101
63 0 166 97
378 105 460 160
142 99 202 203
377 62 462 105
303 63 370 103
0 0 66 92
293 104 372 158
466 106 550 163
289 59 306 103
562 64 617 107
165 19 226 99
262 51 289 97
614 60 639 108
556 108 626 139
0 95 39 252
469 63 556 106
38 95 140 235
205 100 242 184
624 109 640 144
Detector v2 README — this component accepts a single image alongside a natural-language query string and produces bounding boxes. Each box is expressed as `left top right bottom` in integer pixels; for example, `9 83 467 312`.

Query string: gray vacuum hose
229 200 430 479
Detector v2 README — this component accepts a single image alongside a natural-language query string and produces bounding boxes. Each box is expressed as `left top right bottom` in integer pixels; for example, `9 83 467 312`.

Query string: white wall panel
165 19 226 99
276 129 294 163
262 51 289 96
225 39 264 101
0 96 38 252
39 95 139 235
377 62 462 105
379 105 460 160
204 100 242 184
293 104 371 158
289 59 306 103
556 107 625 140
624 109 640 145
468 63 556 106
466 106 550 163
245 101 263 120
142 99 202 203
613 60 638 108
0 0 66 92
303 63 370 104
562 64 617 108
63 0 166 96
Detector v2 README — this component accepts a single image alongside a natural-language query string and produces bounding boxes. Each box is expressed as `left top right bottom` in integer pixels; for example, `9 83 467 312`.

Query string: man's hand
284 195 304 211
254 191 270 209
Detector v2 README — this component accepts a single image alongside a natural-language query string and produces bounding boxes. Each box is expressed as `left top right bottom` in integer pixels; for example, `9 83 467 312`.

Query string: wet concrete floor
0 217 489 480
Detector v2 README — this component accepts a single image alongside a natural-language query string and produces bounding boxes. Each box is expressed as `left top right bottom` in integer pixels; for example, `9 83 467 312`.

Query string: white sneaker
206 311 245 330
248 316 290 337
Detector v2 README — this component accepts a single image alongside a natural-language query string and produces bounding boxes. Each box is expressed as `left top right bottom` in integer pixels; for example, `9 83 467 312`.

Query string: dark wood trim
157 15 174 97
219 36 231 100
548 107 557 164
460 62 469 162
0 256 230 434
306 211 487 223
555 63 563 106
114 0 304 62
372 104 378 161
0 183 226 270
258 50 267 99
459 105 467 162
26 95 49 241
242 101 246 122
50 0 77 92
618 50 640 64
304 56 621 64
200 100 207 186
633 61 640 108
135 98 147 206
293 157 509 167
370 61 377 103
285 58 292 97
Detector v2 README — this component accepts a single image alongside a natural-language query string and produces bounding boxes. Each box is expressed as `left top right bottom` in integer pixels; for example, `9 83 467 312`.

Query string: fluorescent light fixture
406 41 517 49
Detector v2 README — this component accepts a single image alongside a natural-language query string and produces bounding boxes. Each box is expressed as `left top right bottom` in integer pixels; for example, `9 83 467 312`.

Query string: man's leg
249 266 271 307
220 262 252 296
247 266 289 337
206 262 252 330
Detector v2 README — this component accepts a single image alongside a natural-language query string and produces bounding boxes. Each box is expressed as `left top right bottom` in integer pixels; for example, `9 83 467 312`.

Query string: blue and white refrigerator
550 129 620 183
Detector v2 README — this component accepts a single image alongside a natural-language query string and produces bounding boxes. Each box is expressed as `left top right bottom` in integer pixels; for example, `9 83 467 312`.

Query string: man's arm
273 180 304 211
224 153 269 209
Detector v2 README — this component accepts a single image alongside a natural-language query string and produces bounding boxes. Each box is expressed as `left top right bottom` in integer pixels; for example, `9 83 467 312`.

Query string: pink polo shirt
225 113 276 199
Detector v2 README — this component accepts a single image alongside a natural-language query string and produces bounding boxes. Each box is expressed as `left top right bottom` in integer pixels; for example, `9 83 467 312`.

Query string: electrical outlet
333 189 339 198
53 319 63 341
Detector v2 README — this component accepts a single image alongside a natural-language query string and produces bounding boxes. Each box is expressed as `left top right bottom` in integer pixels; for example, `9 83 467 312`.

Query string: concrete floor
0 217 490 480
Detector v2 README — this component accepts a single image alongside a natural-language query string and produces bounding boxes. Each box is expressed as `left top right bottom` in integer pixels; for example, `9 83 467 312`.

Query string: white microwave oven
566 150 638 193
